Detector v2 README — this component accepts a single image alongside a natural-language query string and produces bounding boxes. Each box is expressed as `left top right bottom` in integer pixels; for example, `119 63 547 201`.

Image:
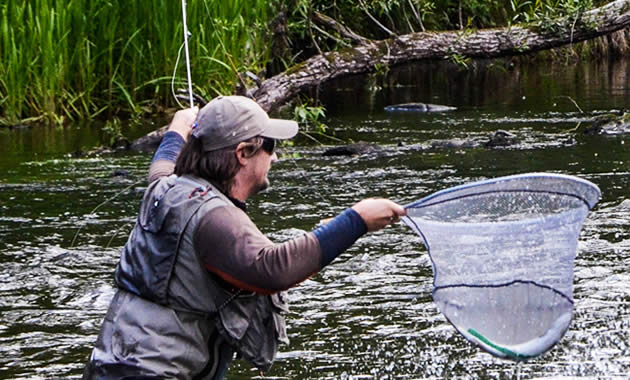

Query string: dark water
1 58 629 379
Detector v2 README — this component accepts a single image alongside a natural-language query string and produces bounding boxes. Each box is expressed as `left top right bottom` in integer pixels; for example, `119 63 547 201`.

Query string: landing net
402 173 600 360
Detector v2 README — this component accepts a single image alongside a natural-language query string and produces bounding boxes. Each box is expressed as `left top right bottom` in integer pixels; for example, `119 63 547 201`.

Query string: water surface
1 58 629 379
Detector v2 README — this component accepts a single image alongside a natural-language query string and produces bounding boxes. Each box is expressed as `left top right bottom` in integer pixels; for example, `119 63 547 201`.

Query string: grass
0 0 273 126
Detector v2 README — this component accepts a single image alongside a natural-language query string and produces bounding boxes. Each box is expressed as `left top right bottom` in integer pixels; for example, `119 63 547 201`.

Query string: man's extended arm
195 205 368 294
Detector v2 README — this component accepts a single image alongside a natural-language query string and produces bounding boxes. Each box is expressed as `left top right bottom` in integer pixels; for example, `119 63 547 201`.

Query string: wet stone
384 103 457 112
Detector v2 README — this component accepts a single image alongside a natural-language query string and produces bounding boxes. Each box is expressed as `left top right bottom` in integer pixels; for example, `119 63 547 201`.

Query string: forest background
0 0 627 128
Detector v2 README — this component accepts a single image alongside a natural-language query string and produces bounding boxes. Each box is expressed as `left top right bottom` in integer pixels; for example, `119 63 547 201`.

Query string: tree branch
312 11 370 45
357 0 396 37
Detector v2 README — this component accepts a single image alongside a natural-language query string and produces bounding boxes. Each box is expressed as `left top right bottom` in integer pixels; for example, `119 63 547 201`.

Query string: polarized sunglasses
261 137 276 154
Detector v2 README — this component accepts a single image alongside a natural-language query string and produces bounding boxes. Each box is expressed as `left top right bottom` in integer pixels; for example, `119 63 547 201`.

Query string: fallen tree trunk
252 0 630 112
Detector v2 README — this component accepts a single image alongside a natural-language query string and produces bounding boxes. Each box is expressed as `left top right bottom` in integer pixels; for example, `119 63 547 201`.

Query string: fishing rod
180 0 194 108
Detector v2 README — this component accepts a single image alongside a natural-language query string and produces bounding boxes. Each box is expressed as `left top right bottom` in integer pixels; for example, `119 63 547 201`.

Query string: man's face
248 140 277 195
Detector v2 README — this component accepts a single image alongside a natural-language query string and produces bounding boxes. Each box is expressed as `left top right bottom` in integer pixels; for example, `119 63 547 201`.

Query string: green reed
0 0 273 125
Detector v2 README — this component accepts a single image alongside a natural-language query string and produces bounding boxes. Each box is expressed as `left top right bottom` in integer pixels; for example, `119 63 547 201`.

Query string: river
0 57 629 379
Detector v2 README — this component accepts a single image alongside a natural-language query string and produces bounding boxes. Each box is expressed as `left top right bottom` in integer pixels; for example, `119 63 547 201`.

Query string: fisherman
82 95 406 379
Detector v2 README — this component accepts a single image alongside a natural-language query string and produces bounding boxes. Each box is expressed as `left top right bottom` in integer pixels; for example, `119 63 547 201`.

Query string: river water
1 58 629 379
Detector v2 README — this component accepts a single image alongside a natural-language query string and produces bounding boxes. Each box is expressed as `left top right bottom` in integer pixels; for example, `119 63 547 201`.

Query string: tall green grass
0 0 273 125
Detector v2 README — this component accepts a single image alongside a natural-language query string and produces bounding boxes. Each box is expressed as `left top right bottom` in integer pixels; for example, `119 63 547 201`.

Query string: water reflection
1 58 629 378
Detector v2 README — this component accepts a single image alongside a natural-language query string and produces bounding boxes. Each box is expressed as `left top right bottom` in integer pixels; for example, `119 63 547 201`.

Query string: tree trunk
252 0 630 112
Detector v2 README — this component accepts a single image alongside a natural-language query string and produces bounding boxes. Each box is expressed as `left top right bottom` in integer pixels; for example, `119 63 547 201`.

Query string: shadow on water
1 57 629 379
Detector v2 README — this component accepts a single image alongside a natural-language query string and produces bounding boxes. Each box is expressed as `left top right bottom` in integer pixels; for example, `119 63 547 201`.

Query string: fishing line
178 0 328 218
105 219 134 250
171 41 188 109
70 177 145 248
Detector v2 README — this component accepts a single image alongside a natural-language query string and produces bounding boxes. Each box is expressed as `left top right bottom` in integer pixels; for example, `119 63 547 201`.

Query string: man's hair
174 136 264 195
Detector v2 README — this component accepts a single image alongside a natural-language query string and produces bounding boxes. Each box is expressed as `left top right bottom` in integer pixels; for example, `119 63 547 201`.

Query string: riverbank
2 1 628 128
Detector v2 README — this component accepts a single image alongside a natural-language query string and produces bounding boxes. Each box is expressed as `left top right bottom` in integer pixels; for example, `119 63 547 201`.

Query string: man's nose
271 152 278 163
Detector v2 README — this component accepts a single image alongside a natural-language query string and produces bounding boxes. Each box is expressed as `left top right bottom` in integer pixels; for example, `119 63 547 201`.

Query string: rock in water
322 142 380 156
431 138 482 149
485 130 518 147
583 113 630 135
384 103 456 112
130 126 167 152
111 169 130 177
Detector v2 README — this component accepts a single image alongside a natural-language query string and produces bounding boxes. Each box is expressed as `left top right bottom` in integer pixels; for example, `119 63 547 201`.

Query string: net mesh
403 173 600 360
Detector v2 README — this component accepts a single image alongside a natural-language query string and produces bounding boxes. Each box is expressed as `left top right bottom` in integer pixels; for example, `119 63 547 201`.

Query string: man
83 96 406 379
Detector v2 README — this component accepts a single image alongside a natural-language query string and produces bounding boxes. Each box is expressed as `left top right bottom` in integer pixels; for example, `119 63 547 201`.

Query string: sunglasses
261 137 276 154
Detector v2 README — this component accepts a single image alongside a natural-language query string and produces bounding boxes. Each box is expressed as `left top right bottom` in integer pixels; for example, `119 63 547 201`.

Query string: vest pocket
216 291 256 341
215 291 289 371
270 292 289 345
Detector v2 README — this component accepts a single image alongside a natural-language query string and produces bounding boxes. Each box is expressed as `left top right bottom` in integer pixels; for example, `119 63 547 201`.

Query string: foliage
449 53 471 69
366 63 390 92
0 0 272 126
293 101 327 134
510 0 598 34
102 117 124 147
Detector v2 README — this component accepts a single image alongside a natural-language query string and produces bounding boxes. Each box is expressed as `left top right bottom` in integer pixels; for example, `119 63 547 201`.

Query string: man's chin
253 179 270 195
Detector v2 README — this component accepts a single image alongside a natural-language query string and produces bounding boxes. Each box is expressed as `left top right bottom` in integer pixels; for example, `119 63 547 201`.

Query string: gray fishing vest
105 174 288 375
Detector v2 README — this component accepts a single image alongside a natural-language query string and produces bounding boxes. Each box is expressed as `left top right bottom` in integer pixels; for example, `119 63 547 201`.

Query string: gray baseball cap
191 95 298 152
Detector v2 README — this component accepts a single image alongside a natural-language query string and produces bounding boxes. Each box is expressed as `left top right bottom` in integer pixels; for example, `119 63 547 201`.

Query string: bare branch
312 11 370 45
357 0 396 37
311 24 353 48
407 0 424 32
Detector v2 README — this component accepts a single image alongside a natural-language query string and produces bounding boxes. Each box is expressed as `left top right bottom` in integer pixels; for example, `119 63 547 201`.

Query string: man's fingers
351 198 406 232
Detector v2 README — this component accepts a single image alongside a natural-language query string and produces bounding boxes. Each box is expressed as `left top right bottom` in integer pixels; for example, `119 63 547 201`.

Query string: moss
593 113 618 124
285 61 308 76
334 47 366 63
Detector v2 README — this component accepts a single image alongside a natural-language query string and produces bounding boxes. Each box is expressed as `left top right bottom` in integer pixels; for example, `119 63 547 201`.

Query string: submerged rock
111 169 130 177
325 130 519 157
322 142 381 156
430 131 519 150
384 103 456 112
8 124 32 130
583 113 630 135
430 138 482 149
485 130 519 147
130 126 168 152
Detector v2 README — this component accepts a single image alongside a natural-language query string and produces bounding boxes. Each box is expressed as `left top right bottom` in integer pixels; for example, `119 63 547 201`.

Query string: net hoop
404 172 601 211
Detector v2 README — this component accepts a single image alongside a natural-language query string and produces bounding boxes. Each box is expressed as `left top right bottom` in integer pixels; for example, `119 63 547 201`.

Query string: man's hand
351 198 407 232
168 106 199 142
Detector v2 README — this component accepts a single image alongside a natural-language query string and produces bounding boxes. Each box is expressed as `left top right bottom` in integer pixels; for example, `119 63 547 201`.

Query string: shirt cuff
151 131 185 163
313 208 368 267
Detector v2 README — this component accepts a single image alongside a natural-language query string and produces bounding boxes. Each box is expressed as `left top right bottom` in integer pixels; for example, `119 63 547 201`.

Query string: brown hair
174 136 264 195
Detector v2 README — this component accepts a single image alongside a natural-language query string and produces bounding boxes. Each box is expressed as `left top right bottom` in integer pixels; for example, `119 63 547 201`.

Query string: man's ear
235 142 249 166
